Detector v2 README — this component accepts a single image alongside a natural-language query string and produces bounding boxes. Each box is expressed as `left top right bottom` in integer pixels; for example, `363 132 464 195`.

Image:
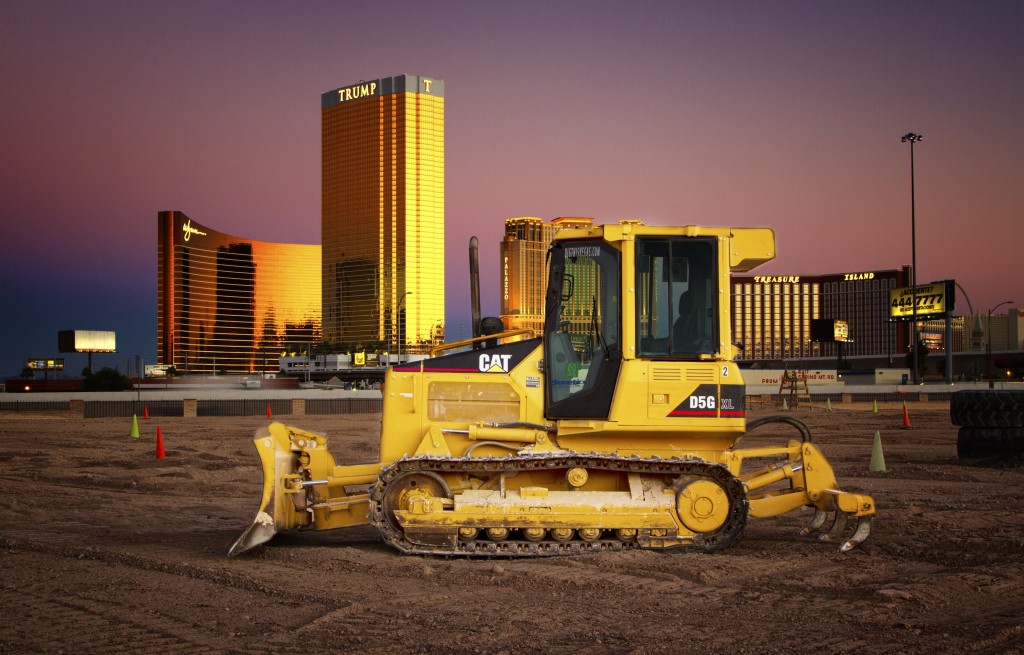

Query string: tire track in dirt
0 538 354 655
0 535 336 604
5 579 224 655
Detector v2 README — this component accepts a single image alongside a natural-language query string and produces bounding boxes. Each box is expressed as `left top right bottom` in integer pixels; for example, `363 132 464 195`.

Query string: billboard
58 330 117 353
888 280 955 320
27 358 64 371
811 319 850 343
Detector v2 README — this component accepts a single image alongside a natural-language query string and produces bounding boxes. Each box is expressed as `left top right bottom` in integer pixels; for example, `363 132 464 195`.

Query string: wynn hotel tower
321 75 445 353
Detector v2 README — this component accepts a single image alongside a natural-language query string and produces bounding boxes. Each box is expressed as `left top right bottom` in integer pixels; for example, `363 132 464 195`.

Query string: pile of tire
950 390 1024 459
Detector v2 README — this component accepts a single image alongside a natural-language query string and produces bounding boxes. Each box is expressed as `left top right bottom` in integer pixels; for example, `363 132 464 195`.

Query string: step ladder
778 369 812 409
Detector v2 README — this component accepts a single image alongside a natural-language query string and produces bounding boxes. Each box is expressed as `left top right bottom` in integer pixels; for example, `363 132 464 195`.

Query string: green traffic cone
873 399 878 413
870 431 887 472
826 397 832 412
130 414 140 438
782 397 789 410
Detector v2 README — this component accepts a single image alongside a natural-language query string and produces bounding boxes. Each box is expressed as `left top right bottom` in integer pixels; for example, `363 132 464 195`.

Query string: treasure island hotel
158 74 444 374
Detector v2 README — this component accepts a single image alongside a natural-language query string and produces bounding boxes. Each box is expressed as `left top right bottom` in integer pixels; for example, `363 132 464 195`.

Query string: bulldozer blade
228 424 298 557
228 509 276 557
839 516 872 553
798 507 829 536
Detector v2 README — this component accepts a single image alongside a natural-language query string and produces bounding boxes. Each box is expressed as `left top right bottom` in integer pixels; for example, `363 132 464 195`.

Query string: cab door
544 239 622 420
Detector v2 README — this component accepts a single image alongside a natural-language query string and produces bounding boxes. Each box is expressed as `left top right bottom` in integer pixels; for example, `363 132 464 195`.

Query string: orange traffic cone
267 402 273 419
901 401 911 429
156 426 166 459
143 405 149 419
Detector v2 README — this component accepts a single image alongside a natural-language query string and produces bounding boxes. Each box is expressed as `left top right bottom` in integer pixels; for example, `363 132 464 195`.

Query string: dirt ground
1 403 1022 655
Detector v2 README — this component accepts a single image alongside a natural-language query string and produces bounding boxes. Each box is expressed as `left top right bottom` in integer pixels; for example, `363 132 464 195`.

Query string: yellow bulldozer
230 221 874 558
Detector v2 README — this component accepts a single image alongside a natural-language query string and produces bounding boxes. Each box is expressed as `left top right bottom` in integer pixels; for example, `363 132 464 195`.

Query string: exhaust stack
469 236 481 339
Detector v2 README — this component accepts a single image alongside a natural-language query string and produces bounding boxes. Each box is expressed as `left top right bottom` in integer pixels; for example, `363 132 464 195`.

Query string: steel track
367 452 748 558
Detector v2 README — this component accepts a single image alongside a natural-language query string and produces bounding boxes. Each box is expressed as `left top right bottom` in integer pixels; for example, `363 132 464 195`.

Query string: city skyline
1 1 1021 378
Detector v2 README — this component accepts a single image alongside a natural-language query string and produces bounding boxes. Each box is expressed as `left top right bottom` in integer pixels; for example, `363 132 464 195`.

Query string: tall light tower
902 132 923 384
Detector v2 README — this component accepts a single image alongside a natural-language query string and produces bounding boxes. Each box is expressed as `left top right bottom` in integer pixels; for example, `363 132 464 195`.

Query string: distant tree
20 367 34 380
82 367 133 391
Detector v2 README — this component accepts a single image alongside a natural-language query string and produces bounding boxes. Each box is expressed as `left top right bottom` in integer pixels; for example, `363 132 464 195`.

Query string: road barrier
1 396 384 418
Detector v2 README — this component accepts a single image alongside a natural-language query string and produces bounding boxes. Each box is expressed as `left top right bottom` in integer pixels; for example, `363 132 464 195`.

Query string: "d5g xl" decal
668 384 746 418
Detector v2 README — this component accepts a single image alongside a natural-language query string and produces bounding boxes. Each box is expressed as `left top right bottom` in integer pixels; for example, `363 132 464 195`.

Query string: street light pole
986 300 1014 388
902 132 923 384
397 291 412 365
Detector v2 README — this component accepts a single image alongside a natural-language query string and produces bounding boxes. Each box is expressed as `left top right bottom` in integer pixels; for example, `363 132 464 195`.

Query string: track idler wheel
676 479 730 533
380 471 451 535
673 473 748 552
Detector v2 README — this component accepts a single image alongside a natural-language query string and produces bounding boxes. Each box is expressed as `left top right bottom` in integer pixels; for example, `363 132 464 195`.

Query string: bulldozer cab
544 231 720 420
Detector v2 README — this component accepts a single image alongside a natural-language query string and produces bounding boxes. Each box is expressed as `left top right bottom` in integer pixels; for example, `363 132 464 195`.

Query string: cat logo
479 354 512 373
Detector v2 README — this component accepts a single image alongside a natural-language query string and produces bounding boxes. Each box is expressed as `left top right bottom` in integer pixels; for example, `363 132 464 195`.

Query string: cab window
636 238 717 358
544 239 621 419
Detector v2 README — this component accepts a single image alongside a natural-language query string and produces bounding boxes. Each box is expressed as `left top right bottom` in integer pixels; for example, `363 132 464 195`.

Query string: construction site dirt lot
1 404 1022 655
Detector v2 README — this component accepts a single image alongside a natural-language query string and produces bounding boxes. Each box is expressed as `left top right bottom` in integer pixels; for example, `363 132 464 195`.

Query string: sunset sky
1 1 1021 378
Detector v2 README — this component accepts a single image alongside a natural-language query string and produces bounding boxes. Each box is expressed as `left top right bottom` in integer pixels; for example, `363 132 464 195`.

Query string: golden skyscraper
157 211 321 375
500 216 593 332
321 75 445 354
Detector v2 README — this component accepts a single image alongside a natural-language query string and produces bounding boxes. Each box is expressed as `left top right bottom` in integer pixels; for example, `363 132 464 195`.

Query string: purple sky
2 1 1021 378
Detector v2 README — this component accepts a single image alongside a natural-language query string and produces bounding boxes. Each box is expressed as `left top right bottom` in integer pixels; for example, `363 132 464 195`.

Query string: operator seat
672 291 710 354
